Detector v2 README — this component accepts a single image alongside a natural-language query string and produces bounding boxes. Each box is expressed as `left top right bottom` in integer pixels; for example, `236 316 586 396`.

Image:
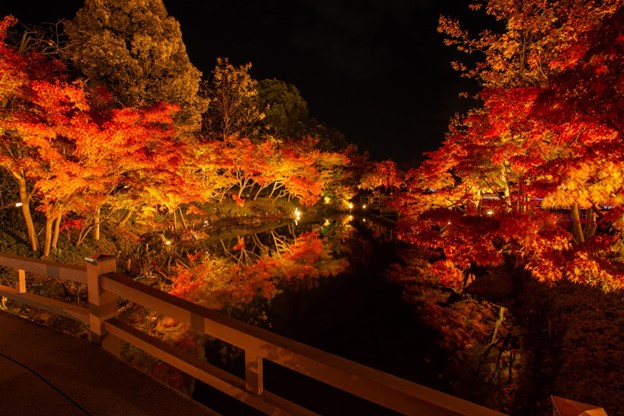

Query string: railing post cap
85 254 116 265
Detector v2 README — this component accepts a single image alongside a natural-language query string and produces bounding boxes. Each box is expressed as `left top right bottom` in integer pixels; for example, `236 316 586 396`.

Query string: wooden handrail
0 252 507 416
0 253 87 283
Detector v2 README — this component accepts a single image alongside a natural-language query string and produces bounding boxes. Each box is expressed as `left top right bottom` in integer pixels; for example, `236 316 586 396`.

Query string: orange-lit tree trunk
43 215 54 257
570 202 585 245
118 209 133 227
93 207 100 241
51 211 61 251
583 209 597 241
43 210 64 257
14 173 38 252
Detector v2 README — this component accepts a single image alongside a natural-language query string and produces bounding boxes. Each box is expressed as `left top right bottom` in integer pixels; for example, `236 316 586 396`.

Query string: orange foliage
397 6 624 292
169 231 348 309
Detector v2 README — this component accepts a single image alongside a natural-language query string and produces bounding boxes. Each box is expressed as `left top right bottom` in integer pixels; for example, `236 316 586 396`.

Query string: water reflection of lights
294 208 302 225
358 216 395 241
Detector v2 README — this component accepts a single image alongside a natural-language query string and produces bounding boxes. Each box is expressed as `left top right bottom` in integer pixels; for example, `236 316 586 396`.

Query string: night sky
1 0 479 165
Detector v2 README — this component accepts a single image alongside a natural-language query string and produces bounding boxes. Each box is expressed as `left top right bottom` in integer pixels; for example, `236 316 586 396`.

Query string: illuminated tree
0 16 69 252
202 58 264 139
438 0 623 88
64 0 207 132
265 138 349 207
399 1 624 294
359 160 402 191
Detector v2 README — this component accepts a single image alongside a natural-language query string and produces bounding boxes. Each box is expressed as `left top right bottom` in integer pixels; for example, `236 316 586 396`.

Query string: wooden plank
17 269 26 293
0 253 87 283
104 319 317 416
0 284 89 324
0 255 506 415
245 351 263 394
101 273 506 416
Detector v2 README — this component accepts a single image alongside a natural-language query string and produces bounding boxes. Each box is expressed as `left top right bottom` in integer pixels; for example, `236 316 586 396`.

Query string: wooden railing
0 252 506 416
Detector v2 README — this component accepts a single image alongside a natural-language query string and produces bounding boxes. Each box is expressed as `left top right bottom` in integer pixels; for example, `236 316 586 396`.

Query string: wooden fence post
245 351 264 395
86 254 120 356
16 269 26 293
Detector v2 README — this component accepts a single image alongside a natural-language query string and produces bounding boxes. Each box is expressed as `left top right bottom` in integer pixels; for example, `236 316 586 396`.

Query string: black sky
0 0 478 165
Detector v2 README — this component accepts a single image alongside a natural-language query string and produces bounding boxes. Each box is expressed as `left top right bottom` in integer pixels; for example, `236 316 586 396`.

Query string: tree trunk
16 175 38 252
571 202 585 245
94 207 101 241
254 183 268 200
43 215 55 257
178 207 187 230
491 306 506 345
51 211 61 250
583 208 597 240
119 209 133 227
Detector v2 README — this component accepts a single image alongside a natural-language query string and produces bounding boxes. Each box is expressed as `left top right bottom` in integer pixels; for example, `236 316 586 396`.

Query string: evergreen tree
64 0 207 132
257 78 308 139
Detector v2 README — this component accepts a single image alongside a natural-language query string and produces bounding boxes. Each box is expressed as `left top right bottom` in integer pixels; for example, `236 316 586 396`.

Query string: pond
192 215 451 415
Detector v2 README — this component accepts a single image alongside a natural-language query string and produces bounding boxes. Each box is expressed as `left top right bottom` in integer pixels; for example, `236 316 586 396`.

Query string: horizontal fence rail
0 253 506 416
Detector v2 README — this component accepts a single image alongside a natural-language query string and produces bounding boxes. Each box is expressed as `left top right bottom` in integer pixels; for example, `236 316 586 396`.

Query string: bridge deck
0 310 218 416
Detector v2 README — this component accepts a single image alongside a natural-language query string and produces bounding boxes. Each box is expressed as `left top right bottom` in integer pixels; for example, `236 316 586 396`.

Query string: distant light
486 209 494 216
294 208 302 221
165 240 172 246
362 204 367 209
324 196 331 204
15 202 22 207
348 203 354 210
323 219 331 227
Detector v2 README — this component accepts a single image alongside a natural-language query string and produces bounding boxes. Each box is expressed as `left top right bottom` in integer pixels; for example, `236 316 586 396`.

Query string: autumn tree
0 15 69 251
438 0 623 88
359 160 402 192
399 1 624 294
64 0 207 132
1 16 187 255
215 136 275 200
386 8 624 403
201 58 264 140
